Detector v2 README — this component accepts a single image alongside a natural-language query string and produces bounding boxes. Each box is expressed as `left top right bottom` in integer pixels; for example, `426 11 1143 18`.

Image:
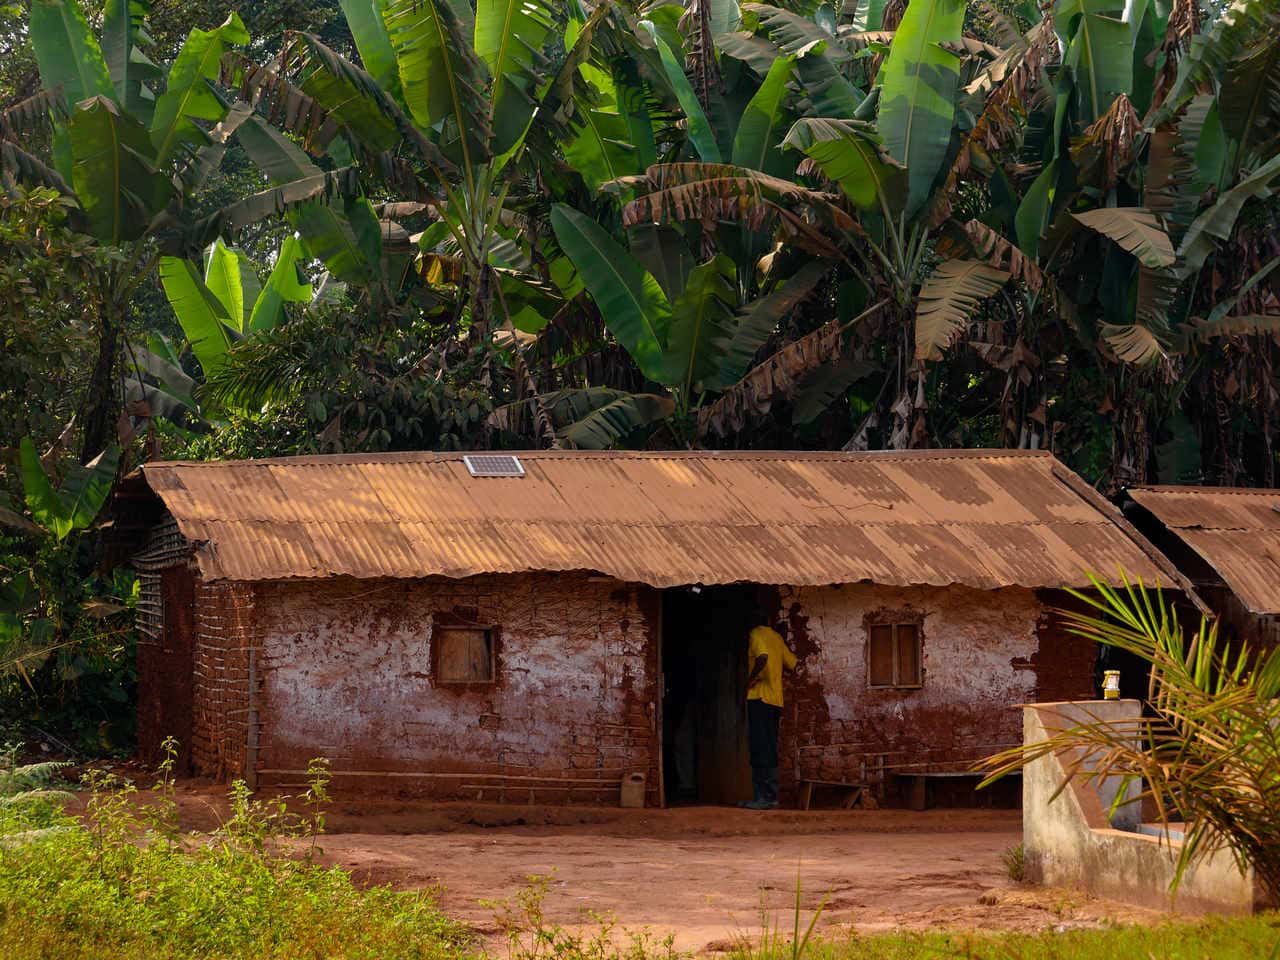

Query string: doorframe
655 589 666 808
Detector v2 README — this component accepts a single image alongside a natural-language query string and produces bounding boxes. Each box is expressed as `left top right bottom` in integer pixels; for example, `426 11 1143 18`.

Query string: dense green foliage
2 0 1280 747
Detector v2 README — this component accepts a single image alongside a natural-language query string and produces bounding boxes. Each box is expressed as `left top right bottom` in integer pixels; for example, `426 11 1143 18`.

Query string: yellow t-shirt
746 625 797 708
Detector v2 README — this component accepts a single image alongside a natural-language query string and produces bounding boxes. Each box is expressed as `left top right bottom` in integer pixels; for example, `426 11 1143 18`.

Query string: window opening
867 620 922 688
434 626 496 683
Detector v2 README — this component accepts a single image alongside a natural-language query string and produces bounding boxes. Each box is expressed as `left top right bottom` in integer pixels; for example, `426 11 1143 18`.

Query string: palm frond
697 298 887 438
977 573 1280 899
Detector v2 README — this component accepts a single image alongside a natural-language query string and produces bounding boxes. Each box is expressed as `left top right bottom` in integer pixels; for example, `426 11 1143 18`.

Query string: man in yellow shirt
741 622 797 810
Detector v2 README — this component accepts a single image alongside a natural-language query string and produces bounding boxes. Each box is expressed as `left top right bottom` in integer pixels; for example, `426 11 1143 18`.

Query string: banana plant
989 0 1280 365
225 0 671 336
13 437 120 543
2 0 364 460
1 438 131 688
488 386 676 449
550 201 835 439
158 236 314 378
120 234 332 434
623 0 1014 444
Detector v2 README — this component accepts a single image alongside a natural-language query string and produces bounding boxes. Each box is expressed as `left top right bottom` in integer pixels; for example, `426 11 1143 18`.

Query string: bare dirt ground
86 778 1162 955
315 806 1159 954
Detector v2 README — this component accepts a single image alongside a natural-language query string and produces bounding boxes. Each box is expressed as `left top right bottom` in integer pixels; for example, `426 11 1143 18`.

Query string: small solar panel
463 454 525 477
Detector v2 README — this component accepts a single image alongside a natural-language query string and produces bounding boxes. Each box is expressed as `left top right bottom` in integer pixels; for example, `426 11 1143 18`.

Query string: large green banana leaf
69 96 170 243
1218 24 1280 159
102 0 161 121
29 0 114 108
159 256 237 376
564 64 657 190
19 438 120 541
743 4 851 61
249 235 313 332
1013 158 1058 258
1054 0 1132 123
665 255 739 394
794 43 864 117
876 0 964 219
1178 152 1280 277
203 238 248 331
731 54 795 175
289 33 405 154
476 0 555 156
150 13 249 170
18 437 74 540
550 204 672 383
782 117 905 213
338 0 402 96
382 0 492 166
642 22 722 163
627 224 695 303
848 0 888 31
235 115 380 285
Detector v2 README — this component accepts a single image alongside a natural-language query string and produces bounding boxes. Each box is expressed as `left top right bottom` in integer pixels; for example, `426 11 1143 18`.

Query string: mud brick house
1123 486 1280 652
109 449 1193 808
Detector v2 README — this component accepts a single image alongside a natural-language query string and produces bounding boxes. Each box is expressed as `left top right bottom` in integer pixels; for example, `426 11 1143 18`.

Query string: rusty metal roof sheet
129 449 1182 590
1128 486 1280 614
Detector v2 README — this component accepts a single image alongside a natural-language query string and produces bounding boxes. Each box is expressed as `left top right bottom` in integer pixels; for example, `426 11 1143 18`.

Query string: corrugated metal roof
130 449 1182 590
1128 486 1280 614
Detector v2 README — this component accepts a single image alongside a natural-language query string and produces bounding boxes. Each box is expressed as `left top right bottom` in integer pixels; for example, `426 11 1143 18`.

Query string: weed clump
488 873 685 960
1001 843 1027 883
0 740 470 960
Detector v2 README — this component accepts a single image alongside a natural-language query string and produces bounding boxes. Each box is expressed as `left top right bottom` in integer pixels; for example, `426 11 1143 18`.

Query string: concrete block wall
1022 700 1272 914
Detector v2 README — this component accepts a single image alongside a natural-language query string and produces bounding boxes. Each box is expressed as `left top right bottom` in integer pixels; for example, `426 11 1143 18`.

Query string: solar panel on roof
463 454 525 477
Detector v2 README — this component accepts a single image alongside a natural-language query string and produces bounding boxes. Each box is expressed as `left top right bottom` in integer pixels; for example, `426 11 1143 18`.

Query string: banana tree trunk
79 301 124 462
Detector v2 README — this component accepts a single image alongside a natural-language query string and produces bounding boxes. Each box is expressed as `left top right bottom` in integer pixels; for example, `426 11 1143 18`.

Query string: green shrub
0 745 472 960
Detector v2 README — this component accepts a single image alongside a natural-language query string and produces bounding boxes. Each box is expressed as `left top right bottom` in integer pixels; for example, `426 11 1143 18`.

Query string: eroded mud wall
190 579 258 780
774 584 1094 803
250 573 661 805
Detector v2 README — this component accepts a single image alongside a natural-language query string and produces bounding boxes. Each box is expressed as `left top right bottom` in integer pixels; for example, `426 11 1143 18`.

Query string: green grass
775 917 1280 960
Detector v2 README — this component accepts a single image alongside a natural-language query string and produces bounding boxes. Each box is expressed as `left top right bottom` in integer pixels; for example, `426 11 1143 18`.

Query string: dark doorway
661 584 760 805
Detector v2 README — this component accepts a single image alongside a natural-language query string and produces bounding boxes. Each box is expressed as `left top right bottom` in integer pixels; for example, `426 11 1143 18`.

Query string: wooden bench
798 779 874 811
892 770 1020 811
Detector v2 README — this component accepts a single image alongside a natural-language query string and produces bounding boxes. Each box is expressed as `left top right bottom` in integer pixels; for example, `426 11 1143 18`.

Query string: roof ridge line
1130 484 1280 497
139 448 1055 469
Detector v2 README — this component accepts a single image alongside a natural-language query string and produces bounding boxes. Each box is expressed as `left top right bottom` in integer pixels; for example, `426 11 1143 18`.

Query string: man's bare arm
747 654 768 687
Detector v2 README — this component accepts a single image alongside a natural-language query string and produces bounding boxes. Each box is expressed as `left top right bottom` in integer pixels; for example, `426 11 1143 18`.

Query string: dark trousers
747 699 781 804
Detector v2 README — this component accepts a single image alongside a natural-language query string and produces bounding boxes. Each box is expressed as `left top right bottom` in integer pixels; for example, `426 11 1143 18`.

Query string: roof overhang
108 450 1197 600
1126 486 1280 616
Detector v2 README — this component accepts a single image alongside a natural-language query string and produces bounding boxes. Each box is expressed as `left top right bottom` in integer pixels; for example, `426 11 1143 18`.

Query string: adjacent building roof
113 449 1185 591
1127 486 1280 615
